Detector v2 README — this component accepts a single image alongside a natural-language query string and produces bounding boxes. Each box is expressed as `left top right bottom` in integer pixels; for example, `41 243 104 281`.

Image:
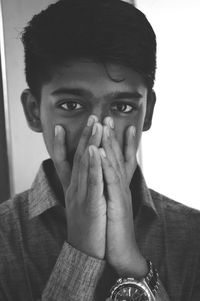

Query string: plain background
1 0 200 209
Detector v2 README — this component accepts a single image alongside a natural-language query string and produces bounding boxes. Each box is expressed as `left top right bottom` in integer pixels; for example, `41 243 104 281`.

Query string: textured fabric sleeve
42 242 106 301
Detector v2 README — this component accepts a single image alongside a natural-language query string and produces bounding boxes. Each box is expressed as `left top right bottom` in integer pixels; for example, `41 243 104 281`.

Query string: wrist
114 252 148 279
68 236 105 259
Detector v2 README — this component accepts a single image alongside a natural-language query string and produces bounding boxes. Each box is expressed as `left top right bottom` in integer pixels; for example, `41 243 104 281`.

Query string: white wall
1 0 57 195
2 0 200 210
136 0 200 209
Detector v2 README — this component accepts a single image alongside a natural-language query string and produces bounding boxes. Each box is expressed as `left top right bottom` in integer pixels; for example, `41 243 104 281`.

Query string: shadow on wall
0 55 10 203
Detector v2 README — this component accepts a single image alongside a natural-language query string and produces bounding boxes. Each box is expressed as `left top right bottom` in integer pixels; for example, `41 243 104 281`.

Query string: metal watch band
145 260 159 296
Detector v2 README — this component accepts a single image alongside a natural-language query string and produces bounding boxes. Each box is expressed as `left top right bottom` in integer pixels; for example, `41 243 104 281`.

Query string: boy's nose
91 105 110 125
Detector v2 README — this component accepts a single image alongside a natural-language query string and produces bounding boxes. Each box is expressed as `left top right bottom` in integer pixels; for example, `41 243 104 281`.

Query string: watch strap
145 260 159 296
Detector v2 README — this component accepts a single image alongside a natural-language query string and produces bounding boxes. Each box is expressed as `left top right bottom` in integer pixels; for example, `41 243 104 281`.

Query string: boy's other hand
100 117 148 278
53 116 106 259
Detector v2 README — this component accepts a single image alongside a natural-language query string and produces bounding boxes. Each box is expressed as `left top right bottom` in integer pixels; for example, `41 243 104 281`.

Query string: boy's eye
60 101 83 111
111 103 136 113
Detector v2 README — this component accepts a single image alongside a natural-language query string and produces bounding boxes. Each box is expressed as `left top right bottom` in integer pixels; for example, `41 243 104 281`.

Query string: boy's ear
21 89 42 132
143 89 156 131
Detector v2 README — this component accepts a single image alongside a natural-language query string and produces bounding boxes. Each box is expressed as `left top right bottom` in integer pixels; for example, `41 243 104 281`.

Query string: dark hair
21 0 157 99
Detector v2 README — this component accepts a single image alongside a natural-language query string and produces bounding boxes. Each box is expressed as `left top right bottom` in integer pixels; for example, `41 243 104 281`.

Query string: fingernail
105 117 114 129
55 125 64 136
130 126 136 137
92 123 98 136
108 117 114 129
104 125 110 138
99 148 106 158
89 145 95 157
87 115 98 126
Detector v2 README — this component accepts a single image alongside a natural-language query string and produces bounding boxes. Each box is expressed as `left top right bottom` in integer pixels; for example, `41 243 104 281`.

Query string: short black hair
21 0 156 99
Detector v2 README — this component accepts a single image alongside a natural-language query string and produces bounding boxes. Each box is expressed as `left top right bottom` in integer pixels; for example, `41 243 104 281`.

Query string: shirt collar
130 165 158 217
28 160 158 219
28 161 60 219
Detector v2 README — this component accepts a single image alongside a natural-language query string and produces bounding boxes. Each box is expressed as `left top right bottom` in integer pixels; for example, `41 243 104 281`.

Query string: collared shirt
0 159 200 300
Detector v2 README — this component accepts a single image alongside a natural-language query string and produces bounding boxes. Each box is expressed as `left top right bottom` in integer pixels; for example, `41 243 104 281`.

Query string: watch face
113 283 150 301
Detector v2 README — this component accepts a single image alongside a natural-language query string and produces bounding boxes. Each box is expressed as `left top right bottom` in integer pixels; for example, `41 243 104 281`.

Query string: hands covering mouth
53 114 148 279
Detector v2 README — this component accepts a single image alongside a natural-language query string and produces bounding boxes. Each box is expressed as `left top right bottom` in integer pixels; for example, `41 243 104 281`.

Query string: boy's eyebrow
51 88 92 97
112 91 143 99
51 87 143 100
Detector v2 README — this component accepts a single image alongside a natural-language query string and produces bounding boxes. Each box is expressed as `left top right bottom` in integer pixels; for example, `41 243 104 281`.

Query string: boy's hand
53 116 106 259
100 117 148 278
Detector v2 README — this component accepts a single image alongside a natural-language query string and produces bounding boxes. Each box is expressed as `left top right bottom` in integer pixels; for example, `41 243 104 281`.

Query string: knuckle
54 150 65 164
79 156 88 170
89 157 95 168
88 174 99 186
114 173 120 184
108 172 120 185
118 154 124 165
115 160 122 173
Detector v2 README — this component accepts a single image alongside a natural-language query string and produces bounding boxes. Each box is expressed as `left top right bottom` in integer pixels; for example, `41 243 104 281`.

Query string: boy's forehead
42 60 147 96
52 60 134 79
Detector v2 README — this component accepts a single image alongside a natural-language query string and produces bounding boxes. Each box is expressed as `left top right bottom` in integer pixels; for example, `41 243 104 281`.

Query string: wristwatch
110 260 159 301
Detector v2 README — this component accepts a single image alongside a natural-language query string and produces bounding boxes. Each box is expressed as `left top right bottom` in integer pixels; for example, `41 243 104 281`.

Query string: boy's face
22 60 155 167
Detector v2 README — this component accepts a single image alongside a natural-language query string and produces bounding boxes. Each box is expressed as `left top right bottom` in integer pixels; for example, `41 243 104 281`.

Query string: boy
0 0 200 300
